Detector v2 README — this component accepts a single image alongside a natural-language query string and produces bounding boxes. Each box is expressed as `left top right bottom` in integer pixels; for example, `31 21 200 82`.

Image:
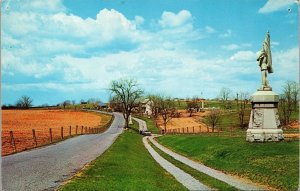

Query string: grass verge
59 121 186 191
157 135 299 191
134 115 160 134
148 141 237 191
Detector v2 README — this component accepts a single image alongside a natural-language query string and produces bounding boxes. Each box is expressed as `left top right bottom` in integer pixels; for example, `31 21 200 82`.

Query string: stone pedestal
246 90 284 142
129 115 133 125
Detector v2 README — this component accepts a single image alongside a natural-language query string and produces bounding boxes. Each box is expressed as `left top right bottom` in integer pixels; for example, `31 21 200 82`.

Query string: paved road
2 112 124 191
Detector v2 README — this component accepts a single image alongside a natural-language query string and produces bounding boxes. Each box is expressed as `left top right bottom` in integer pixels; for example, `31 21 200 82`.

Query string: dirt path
2 111 124 191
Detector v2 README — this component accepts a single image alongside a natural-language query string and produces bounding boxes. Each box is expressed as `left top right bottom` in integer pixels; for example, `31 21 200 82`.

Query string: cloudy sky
2 0 299 106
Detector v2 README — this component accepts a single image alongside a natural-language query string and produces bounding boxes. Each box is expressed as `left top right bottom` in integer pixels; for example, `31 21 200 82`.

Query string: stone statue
246 31 283 142
257 31 273 90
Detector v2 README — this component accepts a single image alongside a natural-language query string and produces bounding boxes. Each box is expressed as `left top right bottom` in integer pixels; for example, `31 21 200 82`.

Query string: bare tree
236 92 249 128
16 96 33 109
186 97 199 117
62 100 71 109
219 87 232 109
157 95 176 134
290 81 299 111
279 81 295 126
147 94 161 119
109 78 144 129
205 108 222 132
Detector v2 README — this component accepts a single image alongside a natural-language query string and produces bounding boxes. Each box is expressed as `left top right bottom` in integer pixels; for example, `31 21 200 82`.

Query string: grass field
2 109 112 156
59 121 186 191
157 135 299 191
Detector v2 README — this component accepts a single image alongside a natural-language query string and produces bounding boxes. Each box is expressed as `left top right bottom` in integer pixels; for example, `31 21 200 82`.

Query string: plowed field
2 109 112 156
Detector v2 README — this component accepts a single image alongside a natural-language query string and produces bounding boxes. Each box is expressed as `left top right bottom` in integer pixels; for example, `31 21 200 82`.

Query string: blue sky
1 0 299 106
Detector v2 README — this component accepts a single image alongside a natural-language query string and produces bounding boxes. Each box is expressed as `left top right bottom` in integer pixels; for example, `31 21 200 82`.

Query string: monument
246 31 284 142
129 114 133 125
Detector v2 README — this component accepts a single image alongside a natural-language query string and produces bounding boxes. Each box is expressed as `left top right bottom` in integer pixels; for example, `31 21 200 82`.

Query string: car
141 130 151 136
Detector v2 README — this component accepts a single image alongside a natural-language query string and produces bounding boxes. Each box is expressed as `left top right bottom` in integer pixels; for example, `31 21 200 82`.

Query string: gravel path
143 137 211 191
2 111 124 191
149 136 268 191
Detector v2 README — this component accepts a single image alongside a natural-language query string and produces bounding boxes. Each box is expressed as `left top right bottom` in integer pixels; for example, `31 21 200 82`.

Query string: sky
1 0 299 106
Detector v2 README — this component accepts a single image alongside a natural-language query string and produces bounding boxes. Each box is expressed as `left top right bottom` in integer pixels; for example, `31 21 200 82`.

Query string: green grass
157 135 299 191
59 121 186 191
149 141 238 191
134 115 160 134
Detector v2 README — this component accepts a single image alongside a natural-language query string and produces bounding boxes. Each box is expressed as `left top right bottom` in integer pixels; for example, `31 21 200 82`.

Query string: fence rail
2 125 104 156
164 125 299 140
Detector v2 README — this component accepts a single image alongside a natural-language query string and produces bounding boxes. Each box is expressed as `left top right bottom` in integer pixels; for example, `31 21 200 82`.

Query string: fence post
32 129 37 147
61 126 64 139
200 125 202 133
69 126 71 137
187 127 189 134
85 127 87 134
193 126 195 134
76 125 78 135
10 130 16 152
81 126 83 134
49 128 52 143
89 127 91 134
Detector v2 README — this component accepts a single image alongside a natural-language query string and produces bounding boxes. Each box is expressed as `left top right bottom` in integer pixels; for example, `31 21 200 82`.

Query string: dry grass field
2 109 112 156
156 109 210 133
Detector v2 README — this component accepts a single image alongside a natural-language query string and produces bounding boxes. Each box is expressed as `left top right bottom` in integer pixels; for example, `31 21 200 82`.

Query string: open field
156 109 211 133
157 135 299 191
59 121 186 191
2 109 112 156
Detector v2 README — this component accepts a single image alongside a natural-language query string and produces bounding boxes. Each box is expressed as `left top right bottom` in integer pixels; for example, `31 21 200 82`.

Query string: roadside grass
148 141 238 191
59 121 186 191
157 135 299 191
134 115 160 134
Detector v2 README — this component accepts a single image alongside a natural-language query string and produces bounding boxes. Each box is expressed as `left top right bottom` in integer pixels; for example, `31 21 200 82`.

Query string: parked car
141 130 151 136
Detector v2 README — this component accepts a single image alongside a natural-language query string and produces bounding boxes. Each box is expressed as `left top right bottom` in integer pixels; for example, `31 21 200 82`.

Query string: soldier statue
257 31 273 90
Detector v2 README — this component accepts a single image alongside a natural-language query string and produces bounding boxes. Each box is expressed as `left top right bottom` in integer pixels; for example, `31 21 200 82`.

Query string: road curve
2 112 124 191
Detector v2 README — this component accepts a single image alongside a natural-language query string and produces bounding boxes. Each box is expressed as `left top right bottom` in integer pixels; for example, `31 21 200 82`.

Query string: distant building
141 99 153 116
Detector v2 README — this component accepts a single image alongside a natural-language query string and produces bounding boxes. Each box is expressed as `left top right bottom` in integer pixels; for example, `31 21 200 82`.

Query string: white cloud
219 29 232 38
230 51 257 61
221 44 240 51
205 26 216 34
273 47 299 78
159 10 192 28
134 16 145 26
221 43 252 51
20 0 66 13
259 0 296 13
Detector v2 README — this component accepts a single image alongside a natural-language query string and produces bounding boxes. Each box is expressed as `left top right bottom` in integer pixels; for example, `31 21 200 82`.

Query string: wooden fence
2 125 104 156
164 125 299 140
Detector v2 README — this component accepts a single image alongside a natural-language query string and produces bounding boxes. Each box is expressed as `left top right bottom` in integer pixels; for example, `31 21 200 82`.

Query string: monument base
246 90 284 142
246 128 284 142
